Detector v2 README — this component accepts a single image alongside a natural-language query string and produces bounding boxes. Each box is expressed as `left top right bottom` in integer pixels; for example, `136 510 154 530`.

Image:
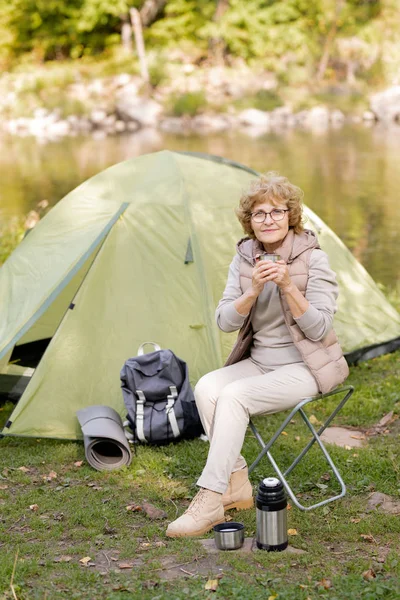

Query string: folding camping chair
248 385 355 511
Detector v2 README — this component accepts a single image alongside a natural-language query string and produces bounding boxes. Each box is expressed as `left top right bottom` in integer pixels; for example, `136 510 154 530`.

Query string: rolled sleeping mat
76 405 132 471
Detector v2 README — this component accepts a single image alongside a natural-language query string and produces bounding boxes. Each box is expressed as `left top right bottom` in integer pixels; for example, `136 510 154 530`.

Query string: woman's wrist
247 287 260 301
234 288 259 316
281 283 295 295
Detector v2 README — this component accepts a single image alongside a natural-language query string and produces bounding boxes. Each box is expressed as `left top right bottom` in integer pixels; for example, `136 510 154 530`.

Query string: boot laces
186 488 209 515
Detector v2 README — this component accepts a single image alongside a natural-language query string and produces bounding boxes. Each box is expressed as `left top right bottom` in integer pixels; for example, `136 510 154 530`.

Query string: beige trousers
195 358 319 493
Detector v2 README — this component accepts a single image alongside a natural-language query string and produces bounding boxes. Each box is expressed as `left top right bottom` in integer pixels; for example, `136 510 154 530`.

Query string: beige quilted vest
227 231 349 394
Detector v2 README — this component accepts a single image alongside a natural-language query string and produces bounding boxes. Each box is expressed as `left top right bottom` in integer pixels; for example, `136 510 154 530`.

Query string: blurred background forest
0 0 399 87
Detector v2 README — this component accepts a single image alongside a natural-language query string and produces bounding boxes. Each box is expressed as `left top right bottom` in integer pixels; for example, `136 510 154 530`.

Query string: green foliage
168 90 207 116
148 58 168 87
0 217 25 265
233 88 284 112
0 1 399 90
146 0 214 48
0 0 399 90
253 89 284 111
0 0 140 61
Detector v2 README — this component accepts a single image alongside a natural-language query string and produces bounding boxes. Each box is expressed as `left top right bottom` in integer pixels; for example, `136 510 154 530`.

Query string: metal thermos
256 477 288 551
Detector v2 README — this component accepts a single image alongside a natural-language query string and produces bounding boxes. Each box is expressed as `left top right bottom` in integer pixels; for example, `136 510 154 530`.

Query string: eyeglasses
250 209 289 223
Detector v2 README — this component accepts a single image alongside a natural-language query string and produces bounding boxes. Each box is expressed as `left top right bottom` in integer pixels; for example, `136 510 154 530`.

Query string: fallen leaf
118 563 133 569
43 471 58 482
281 431 288 436
225 514 233 522
378 411 393 427
321 473 331 481
316 578 332 589
87 483 102 490
155 541 166 548
18 466 30 473
353 453 359 457
309 415 321 426
295 436 301 442
350 434 365 440
287 503 292 510
138 542 151 550
74 461 83 467
29 504 39 511
126 504 142 512
362 568 376 581
315 483 328 490
205 578 219 591
0 484 8 489
54 555 72 563
287 528 298 536
79 556 92 565
350 518 361 523
142 501 167 520
360 534 377 544
268 595 278 600
344 445 352 450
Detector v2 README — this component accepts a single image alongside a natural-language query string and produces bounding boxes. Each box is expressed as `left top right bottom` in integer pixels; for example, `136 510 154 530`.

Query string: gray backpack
120 343 204 444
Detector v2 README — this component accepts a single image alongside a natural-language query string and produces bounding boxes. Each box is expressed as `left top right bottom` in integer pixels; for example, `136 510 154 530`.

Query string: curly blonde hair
236 172 304 238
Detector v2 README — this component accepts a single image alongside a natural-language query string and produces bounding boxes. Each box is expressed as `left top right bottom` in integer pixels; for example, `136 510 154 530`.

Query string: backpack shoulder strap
165 386 180 438
135 390 147 442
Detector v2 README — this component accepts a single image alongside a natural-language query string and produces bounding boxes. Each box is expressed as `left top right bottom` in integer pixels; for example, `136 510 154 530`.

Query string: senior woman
166 172 349 538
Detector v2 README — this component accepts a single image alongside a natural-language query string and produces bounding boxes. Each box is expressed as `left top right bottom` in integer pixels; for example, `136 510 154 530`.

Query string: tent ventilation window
184 239 193 264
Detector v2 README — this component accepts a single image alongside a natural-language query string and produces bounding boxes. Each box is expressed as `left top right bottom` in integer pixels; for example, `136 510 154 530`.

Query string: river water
1 123 400 289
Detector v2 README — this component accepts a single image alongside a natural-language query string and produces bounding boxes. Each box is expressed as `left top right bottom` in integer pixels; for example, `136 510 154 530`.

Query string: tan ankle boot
221 467 254 511
166 488 225 538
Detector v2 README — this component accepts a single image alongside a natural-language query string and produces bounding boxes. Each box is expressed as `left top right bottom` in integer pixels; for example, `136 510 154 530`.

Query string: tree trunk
316 0 345 82
140 0 167 28
209 0 230 65
346 60 357 85
121 15 133 52
130 8 149 83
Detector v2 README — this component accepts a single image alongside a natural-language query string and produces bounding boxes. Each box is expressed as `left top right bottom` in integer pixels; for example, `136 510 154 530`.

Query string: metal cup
257 253 281 262
213 522 245 551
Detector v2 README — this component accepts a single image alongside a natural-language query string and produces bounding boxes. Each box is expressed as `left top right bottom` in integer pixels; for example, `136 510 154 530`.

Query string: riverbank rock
238 108 270 129
191 114 232 134
158 117 189 135
116 91 163 127
370 86 400 123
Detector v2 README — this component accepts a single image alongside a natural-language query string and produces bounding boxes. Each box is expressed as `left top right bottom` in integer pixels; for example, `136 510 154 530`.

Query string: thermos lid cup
263 477 281 487
213 522 245 551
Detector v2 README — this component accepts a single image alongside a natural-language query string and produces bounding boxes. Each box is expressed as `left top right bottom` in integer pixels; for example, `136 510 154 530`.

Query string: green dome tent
1 150 400 440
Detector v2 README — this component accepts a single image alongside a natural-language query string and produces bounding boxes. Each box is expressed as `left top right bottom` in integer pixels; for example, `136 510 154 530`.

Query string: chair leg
248 386 354 511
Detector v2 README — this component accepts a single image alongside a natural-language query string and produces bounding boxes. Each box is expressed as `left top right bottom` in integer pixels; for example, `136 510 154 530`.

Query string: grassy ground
0 351 399 600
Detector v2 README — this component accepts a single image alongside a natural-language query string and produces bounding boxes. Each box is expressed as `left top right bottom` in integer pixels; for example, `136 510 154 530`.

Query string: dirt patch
366 492 400 515
91 550 226 581
199 537 307 555
154 554 227 581
320 427 366 448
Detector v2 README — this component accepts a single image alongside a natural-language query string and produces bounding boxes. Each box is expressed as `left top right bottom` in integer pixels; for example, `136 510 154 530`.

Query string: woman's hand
253 259 292 293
